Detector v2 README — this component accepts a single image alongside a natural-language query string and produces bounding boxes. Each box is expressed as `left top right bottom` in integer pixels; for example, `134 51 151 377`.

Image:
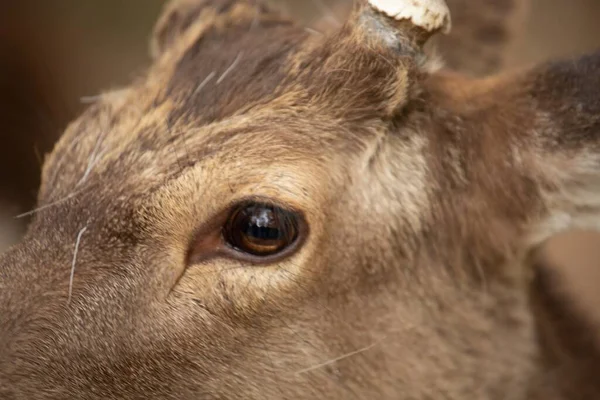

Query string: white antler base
368 0 452 34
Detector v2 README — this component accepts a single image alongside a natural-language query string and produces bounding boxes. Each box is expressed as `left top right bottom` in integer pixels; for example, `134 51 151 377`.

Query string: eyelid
186 197 309 266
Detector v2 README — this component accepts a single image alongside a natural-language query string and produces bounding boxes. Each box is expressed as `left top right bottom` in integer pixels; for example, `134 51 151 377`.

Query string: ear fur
150 0 281 59
150 0 208 59
432 0 531 76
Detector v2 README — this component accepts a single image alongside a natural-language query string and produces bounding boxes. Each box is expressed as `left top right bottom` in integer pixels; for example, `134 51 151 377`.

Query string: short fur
1 0 600 399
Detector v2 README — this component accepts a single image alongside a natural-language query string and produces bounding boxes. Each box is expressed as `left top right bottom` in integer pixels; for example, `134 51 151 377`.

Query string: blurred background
1 0 600 331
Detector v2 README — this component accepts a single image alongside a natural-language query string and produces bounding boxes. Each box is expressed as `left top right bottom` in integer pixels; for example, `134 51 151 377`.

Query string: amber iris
223 203 299 257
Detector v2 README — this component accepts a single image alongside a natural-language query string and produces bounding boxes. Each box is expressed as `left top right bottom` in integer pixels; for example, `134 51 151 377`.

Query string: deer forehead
40 10 427 208
44 90 429 206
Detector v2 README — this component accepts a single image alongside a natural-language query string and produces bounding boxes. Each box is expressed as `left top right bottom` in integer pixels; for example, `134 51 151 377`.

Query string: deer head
1 0 600 399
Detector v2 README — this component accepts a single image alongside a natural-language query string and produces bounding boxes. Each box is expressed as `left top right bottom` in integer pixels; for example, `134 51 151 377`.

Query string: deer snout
0 237 168 399
0 243 71 397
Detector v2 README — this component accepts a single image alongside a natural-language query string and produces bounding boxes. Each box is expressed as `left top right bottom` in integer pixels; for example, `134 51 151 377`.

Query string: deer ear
150 0 281 59
150 0 208 58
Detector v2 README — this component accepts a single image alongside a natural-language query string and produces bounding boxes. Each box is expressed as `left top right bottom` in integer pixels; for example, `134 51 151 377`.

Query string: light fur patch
368 0 452 34
527 156 600 250
358 125 430 234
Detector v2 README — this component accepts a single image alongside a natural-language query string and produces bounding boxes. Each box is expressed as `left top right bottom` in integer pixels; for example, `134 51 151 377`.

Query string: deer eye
223 203 300 257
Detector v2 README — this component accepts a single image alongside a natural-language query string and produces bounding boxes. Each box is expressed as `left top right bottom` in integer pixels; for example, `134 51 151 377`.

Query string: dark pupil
243 207 282 241
227 204 298 256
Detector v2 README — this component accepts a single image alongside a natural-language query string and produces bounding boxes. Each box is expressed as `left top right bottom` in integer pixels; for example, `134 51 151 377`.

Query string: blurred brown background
1 0 600 331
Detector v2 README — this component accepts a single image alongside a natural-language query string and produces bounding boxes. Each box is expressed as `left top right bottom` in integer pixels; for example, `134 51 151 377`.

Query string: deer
1 0 599 398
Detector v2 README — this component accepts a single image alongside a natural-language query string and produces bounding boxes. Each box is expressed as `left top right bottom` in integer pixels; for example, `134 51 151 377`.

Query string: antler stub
368 0 452 34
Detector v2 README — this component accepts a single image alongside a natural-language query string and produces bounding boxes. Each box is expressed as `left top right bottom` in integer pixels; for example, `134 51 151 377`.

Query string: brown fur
1 0 600 399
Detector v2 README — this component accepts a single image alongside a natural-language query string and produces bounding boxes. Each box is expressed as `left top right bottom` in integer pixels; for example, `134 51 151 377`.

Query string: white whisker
250 8 261 31
15 191 82 219
294 338 383 375
77 129 107 186
80 95 102 104
67 226 88 305
194 71 216 95
304 27 324 36
77 149 106 186
217 52 244 85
